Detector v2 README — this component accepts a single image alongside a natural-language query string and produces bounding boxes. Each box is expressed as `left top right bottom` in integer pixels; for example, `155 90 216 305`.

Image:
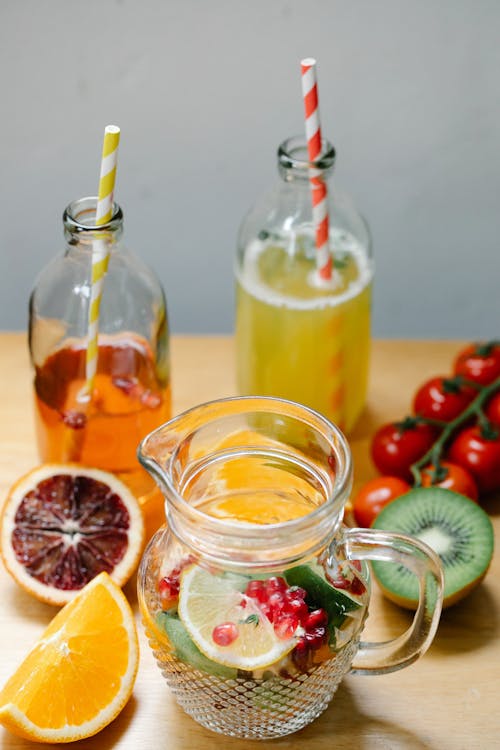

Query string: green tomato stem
411 375 500 486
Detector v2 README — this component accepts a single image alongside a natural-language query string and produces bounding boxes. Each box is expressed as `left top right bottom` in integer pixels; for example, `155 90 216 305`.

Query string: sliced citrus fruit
198 428 325 524
0 464 144 605
0 572 138 743
177 565 297 670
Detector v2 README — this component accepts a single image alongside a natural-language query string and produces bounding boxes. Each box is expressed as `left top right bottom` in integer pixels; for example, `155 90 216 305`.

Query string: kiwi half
371 487 494 609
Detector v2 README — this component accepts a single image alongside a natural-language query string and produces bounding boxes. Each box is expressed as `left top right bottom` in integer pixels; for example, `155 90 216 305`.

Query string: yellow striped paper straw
80 124 120 402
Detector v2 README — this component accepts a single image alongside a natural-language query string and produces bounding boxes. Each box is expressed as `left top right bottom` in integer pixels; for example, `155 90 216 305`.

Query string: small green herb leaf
243 614 259 627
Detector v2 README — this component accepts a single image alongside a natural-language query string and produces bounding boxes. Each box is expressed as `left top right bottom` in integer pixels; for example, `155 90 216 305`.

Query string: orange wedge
0 572 139 743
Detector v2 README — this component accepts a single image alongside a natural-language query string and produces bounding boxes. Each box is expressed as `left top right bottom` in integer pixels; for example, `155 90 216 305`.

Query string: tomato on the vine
353 476 411 527
420 460 478 501
448 425 500 493
371 419 435 482
454 342 500 386
413 376 476 422
486 392 500 426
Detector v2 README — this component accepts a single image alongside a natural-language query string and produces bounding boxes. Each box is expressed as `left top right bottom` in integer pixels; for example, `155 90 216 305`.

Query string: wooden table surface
0 333 498 750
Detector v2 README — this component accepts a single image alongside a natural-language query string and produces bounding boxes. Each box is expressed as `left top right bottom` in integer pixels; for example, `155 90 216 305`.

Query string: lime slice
155 612 237 679
177 565 297 670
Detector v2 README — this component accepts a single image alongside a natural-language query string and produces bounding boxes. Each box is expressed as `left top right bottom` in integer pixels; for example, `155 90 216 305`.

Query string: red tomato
353 476 411 527
448 426 500 493
420 461 478 501
454 342 500 386
485 391 500 426
371 420 436 481
413 376 476 422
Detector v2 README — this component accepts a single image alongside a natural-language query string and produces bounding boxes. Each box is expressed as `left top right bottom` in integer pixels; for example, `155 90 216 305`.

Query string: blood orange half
0 464 144 606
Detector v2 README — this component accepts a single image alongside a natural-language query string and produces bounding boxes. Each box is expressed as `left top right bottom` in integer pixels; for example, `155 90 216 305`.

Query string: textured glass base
148 628 360 739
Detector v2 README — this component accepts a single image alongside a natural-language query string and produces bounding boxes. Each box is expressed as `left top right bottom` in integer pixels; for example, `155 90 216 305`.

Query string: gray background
1 0 499 337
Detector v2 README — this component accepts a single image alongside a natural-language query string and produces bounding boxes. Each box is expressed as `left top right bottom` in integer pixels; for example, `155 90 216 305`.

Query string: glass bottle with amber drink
29 197 171 498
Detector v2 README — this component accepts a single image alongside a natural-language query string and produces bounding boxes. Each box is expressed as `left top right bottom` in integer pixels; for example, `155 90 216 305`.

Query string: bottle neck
63 196 124 247
277 135 335 183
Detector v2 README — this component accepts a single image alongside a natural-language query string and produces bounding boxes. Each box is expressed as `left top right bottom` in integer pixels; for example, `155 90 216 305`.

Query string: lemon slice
177 566 297 670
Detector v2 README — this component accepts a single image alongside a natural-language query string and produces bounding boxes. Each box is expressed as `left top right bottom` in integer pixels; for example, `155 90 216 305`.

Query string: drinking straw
80 124 121 402
301 58 332 281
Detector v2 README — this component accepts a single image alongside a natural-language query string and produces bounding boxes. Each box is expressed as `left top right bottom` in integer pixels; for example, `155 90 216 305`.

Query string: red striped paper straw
301 57 332 281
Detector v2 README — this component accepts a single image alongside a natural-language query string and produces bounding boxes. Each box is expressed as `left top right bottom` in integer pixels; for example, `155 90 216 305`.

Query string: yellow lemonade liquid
235 231 372 432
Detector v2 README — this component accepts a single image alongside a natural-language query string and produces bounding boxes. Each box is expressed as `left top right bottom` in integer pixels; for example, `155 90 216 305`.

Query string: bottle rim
278 135 336 174
63 196 123 233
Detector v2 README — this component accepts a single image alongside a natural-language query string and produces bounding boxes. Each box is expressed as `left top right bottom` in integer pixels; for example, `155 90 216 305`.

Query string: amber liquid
34 336 171 497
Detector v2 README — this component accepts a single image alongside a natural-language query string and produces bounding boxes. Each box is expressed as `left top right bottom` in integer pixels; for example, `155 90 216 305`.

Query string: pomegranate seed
240 598 247 608
265 576 287 594
287 598 309 624
259 602 272 622
331 575 350 590
305 609 328 630
212 622 239 646
350 577 366 595
158 577 178 608
274 613 299 640
269 593 287 620
352 560 362 572
268 591 285 607
245 579 267 602
113 376 140 396
305 627 326 650
158 577 173 595
292 636 310 671
286 586 307 601
295 635 307 652
61 410 87 430
141 390 162 409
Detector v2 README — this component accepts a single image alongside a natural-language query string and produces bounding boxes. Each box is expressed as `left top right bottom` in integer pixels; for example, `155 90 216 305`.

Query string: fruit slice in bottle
0 572 138 743
371 487 494 609
177 566 298 670
0 464 144 605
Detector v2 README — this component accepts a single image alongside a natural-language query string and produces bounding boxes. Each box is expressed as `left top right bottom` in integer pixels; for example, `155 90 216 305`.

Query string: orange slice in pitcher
201 429 325 524
0 464 144 605
0 572 138 742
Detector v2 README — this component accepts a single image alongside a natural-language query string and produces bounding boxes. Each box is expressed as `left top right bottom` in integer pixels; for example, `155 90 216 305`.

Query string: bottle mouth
278 135 335 176
63 196 123 234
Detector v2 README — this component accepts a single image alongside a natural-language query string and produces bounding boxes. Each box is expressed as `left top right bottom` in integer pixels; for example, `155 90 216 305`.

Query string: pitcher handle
339 527 444 675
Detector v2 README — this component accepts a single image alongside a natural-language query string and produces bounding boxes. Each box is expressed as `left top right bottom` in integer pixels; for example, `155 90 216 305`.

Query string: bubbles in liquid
237 228 373 311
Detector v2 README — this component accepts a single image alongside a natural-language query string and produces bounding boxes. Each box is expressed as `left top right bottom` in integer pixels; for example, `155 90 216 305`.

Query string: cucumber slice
155 611 238 679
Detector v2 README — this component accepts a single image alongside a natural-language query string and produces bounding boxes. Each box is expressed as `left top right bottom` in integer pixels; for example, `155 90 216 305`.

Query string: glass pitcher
137 397 443 740
29 196 171 498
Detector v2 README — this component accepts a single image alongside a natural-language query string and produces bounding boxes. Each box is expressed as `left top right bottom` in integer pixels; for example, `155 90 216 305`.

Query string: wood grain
0 334 497 749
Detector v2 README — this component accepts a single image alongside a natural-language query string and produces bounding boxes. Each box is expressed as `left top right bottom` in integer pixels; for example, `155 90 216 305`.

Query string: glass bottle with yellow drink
235 136 372 433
